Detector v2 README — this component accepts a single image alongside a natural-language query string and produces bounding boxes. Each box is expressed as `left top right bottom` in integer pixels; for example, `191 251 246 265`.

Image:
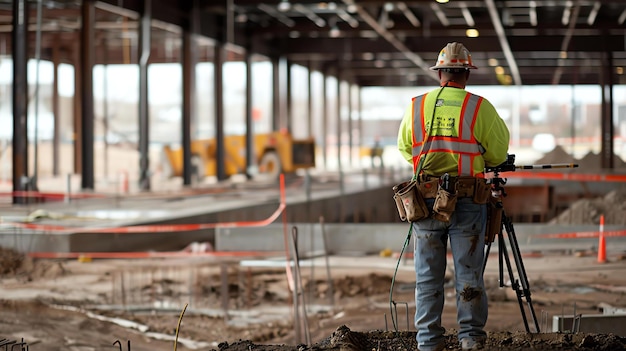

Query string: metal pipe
290 226 311 345
320 216 335 310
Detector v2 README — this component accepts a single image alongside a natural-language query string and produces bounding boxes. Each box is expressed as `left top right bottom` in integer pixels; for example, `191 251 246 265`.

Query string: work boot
418 341 445 351
461 337 485 350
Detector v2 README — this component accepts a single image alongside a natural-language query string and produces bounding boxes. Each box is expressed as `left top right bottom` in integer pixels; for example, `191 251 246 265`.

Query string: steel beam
342 0 439 84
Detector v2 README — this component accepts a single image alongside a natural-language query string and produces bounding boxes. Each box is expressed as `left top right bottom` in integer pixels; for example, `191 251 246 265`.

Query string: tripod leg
502 212 541 333
482 242 492 276
498 231 532 332
483 210 540 333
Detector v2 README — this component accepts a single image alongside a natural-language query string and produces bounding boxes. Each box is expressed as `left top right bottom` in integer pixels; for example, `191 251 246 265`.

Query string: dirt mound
0 247 67 281
215 325 626 351
549 187 626 225
535 146 626 171
577 151 626 170
535 145 577 165
0 247 24 275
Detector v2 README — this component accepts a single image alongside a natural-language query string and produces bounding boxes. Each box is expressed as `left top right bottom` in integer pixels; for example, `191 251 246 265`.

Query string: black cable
388 223 413 349
388 82 452 348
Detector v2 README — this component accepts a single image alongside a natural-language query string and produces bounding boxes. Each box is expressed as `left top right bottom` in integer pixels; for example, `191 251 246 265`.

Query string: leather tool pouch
473 178 491 204
485 196 502 243
393 181 429 222
392 192 407 221
432 186 457 222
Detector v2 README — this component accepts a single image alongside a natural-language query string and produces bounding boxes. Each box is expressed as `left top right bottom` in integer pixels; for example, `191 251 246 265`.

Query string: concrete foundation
553 314 626 336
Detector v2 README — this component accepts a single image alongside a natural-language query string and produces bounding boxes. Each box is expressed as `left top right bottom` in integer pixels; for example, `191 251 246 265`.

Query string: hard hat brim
429 64 478 71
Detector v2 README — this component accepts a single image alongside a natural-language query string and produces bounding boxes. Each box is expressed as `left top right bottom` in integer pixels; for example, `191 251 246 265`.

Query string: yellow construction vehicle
161 131 316 180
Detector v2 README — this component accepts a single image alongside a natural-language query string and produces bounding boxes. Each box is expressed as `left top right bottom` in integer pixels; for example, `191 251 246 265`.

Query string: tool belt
392 174 491 223
417 174 491 202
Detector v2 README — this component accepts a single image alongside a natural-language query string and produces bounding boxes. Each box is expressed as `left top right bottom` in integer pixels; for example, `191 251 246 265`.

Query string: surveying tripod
481 154 578 333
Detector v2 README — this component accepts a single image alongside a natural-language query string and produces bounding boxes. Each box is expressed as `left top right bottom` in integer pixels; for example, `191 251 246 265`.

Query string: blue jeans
412 197 488 350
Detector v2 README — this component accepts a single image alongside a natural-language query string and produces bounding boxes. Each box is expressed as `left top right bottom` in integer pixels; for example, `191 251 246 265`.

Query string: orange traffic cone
597 215 606 264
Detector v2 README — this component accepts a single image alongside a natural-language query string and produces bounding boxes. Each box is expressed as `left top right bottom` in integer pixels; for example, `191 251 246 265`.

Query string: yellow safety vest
411 90 484 177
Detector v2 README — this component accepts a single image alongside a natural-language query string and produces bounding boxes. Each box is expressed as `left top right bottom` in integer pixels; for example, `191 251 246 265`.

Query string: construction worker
396 42 510 350
371 136 385 168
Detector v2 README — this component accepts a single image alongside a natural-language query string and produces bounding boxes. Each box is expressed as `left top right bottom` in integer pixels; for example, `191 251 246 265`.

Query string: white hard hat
429 42 478 71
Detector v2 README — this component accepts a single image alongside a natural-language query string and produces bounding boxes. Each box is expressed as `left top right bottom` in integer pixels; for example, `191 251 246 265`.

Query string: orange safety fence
28 250 285 259
0 190 107 200
4 174 287 261
534 229 626 239
502 171 626 182
3 175 286 235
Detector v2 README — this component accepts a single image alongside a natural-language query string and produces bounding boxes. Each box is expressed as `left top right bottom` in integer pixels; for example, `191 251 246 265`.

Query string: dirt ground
1 247 626 351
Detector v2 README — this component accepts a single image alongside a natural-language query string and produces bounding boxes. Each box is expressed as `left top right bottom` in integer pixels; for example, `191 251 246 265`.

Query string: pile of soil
549 187 626 225
216 325 626 351
0 246 24 275
535 146 626 170
0 247 66 281
535 145 578 165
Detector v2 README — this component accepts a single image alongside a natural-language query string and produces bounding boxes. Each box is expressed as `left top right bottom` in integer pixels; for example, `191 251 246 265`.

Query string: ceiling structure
1 0 625 87
227 0 626 86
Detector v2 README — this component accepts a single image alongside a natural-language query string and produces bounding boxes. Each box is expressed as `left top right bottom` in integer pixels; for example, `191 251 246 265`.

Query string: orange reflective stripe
411 94 426 173
412 95 426 144
459 94 482 142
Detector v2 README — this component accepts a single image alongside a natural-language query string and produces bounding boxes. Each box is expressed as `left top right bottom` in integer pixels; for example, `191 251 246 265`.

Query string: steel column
138 0 151 191
307 61 313 138
600 44 614 169
80 0 95 190
286 59 292 134
52 34 60 177
214 43 226 181
276 56 288 130
347 82 353 166
181 1 197 186
73 40 82 175
245 49 253 179
101 39 110 179
11 0 28 203
357 86 363 158
272 56 280 132
336 68 341 170
321 68 328 169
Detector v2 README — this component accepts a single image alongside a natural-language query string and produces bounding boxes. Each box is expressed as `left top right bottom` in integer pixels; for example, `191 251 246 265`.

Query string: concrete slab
553 314 626 336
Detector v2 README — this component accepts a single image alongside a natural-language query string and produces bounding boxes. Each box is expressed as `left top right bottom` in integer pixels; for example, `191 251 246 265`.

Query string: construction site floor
0 249 625 350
